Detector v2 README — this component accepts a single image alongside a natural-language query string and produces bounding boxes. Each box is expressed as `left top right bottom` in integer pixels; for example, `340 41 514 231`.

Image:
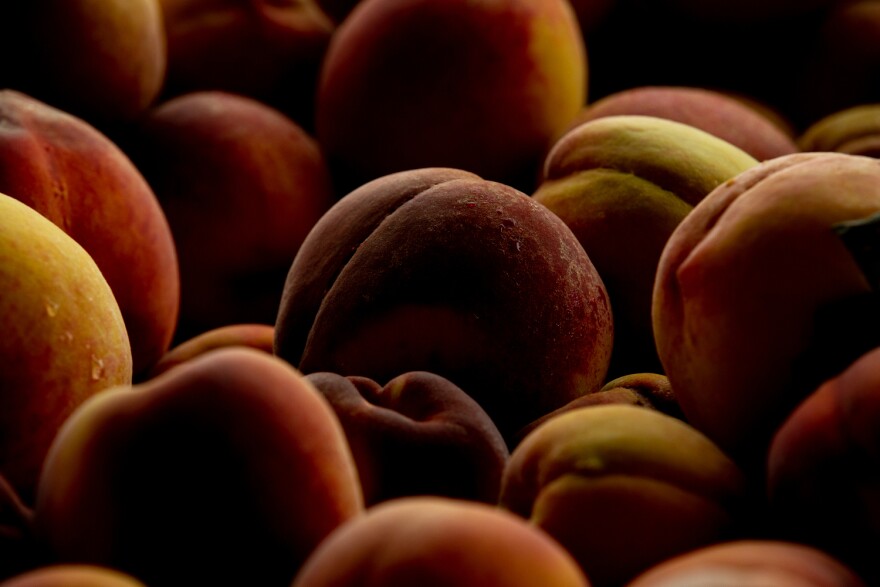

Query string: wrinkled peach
275 167 614 441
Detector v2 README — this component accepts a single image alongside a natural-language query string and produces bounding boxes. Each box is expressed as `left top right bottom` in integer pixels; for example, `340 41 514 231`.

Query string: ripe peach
33 347 363 586
306 371 509 505
126 91 333 343
798 103 880 157
627 540 867 587
653 152 880 471
0 90 178 377
533 115 758 377
315 0 587 194
147 323 275 379
157 0 335 126
568 86 799 161
291 496 592 587
0 565 147 587
767 345 880 581
499 404 746 586
0 0 165 126
274 167 614 441
0 193 131 504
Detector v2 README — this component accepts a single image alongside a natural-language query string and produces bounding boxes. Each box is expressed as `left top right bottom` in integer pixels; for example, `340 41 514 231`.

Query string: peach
315 0 587 194
291 496 592 587
533 115 758 377
0 565 147 587
0 193 131 504
147 323 275 379
767 345 880 581
125 91 333 343
157 0 335 126
653 151 880 471
568 86 799 161
274 167 614 441
33 347 363 586
798 103 880 157
306 371 509 505
0 0 165 126
627 540 867 587
499 404 746 587
0 90 178 377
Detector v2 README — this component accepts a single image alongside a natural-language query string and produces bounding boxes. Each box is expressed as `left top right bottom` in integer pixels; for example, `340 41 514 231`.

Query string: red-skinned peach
275 167 614 442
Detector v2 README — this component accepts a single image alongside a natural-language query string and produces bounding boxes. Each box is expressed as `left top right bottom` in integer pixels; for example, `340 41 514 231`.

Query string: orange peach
627 540 867 587
275 167 614 441
125 91 333 343
0 566 147 587
499 404 746 586
315 0 587 194
33 347 363 586
306 371 509 505
291 496 592 587
0 90 178 377
653 151 880 471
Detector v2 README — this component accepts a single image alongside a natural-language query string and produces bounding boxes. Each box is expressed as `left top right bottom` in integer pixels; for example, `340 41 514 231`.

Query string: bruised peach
0 90 178 377
291 496 591 587
306 371 509 505
534 115 758 377
499 404 746 586
627 540 867 587
147 323 275 379
126 91 333 343
654 152 880 471
315 0 587 194
274 167 614 442
33 347 363 586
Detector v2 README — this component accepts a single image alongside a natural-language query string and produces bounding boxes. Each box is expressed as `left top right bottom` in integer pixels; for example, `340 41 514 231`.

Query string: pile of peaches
4 0 880 585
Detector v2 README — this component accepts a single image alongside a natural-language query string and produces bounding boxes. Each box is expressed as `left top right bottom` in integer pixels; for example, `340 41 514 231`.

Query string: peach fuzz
315 0 587 195
626 540 867 587
499 404 746 586
291 496 591 587
767 345 880 580
274 167 614 442
533 114 758 377
0 566 147 587
0 90 179 377
33 347 363 586
0 193 131 505
157 0 334 125
0 0 166 126
125 91 334 343
306 371 509 505
568 86 799 161
147 323 275 379
653 152 880 471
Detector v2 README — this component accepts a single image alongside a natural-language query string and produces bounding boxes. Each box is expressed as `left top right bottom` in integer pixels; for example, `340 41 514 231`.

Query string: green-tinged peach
315 0 587 194
534 115 758 377
499 404 746 587
291 496 592 587
306 371 509 505
33 347 363 586
147 323 275 379
0 193 131 504
157 0 334 126
626 540 867 587
0 565 147 587
0 0 165 126
653 151 880 471
798 103 880 157
125 91 333 343
568 86 799 161
0 90 178 377
275 167 614 442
